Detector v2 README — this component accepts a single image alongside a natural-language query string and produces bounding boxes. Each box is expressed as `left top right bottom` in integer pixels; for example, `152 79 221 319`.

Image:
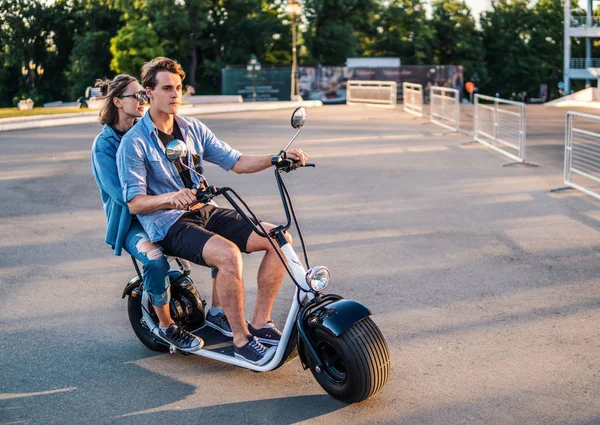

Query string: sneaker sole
234 347 276 366
205 320 233 338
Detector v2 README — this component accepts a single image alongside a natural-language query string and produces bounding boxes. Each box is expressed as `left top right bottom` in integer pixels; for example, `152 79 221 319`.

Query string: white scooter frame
140 242 313 371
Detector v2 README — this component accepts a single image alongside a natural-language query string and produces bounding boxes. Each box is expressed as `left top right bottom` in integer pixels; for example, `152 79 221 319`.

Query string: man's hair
95 74 137 126
141 57 186 89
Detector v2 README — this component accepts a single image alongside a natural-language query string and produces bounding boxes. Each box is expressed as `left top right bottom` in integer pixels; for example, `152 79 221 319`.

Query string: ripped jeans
123 220 171 307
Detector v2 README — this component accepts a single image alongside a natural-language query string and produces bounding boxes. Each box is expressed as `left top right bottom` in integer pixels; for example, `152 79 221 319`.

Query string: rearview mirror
291 107 307 129
165 139 187 162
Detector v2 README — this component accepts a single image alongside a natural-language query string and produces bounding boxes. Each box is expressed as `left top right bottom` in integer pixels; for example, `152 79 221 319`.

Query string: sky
464 0 492 19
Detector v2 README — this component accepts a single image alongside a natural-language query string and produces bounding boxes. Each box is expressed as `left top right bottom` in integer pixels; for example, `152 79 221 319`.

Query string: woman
91 74 202 352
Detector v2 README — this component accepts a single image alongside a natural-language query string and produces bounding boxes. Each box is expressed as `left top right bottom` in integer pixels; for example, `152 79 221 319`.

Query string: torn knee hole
136 240 163 261
146 248 164 261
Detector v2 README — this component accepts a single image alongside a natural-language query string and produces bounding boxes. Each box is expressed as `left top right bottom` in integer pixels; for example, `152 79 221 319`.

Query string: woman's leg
123 222 172 327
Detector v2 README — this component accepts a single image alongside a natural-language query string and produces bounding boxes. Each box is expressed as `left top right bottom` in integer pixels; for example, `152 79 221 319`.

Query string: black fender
297 295 372 370
122 275 142 299
304 296 372 338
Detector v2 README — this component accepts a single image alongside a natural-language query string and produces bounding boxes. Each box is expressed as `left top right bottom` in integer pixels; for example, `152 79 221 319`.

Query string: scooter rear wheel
127 293 169 352
306 317 390 403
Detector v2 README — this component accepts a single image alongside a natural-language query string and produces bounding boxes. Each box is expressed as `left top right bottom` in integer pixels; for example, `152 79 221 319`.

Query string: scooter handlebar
271 151 315 173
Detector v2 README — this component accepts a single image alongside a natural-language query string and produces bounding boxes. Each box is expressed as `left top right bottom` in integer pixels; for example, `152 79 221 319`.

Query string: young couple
91 57 308 365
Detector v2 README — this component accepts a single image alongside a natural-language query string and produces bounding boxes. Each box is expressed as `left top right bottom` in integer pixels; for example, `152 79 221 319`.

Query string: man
117 57 308 365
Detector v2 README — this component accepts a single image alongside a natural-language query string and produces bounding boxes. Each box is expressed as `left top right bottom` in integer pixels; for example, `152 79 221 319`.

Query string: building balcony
570 15 600 28
567 58 600 79
570 58 600 69
568 16 600 36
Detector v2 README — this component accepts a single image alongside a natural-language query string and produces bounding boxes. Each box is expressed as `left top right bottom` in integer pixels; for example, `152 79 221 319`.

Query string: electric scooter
123 107 390 403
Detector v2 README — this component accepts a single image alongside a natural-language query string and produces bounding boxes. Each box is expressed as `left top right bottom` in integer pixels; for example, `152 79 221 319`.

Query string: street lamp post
246 55 261 102
287 0 301 101
21 60 44 98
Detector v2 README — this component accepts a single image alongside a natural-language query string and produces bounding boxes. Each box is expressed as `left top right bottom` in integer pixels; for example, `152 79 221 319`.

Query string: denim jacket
116 112 241 243
91 124 132 255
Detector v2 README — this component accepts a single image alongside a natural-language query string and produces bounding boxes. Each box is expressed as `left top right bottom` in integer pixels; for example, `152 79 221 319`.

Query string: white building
564 0 600 94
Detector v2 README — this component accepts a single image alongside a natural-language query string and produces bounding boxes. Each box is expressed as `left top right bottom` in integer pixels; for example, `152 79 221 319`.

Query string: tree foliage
431 0 487 84
0 0 587 106
364 0 434 64
109 20 165 76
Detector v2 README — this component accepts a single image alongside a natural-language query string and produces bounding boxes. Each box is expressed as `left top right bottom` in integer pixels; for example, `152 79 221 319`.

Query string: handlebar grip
188 200 204 211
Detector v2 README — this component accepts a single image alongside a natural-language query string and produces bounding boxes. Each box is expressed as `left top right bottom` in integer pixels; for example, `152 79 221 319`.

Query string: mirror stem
283 129 302 152
179 158 206 182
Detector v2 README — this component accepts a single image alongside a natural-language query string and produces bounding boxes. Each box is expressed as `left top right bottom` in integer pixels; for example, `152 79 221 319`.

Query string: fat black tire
306 317 390 403
127 293 169 353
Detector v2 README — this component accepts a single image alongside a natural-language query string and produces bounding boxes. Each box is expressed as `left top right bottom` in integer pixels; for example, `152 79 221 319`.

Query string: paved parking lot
1 104 599 424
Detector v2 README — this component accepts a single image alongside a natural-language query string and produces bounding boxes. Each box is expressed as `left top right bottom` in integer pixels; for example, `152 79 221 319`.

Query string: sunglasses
120 92 148 103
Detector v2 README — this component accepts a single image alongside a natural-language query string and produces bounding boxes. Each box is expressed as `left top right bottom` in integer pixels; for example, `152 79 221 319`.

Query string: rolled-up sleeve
200 122 241 171
117 137 148 203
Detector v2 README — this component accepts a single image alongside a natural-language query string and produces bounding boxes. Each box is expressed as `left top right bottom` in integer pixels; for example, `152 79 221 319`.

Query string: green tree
431 0 487 85
529 0 564 99
364 0 434 65
146 0 205 88
66 0 122 99
109 20 165 76
0 0 60 105
68 31 114 99
480 0 539 98
303 0 378 65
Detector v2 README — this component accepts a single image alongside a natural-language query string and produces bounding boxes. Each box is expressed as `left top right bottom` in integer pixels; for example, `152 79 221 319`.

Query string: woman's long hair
95 74 137 126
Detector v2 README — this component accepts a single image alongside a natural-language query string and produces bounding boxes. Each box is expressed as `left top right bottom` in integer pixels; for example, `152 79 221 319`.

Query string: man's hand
167 188 197 210
286 148 308 166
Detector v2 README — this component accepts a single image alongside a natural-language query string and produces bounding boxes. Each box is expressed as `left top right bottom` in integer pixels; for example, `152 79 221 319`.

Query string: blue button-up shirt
116 112 241 242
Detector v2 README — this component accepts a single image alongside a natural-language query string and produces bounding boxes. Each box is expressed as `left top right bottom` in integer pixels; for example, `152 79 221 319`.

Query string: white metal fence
346 80 397 107
429 87 460 131
552 111 600 200
473 94 529 165
402 82 423 117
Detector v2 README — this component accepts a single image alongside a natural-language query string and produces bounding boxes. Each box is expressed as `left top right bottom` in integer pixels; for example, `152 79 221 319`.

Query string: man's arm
231 148 308 174
116 136 198 214
194 118 307 173
128 189 197 215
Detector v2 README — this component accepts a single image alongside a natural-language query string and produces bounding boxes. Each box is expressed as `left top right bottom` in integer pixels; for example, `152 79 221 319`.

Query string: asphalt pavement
1 105 600 424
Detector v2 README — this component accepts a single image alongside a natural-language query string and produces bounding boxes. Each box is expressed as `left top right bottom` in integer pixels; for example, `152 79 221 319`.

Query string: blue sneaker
158 324 203 352
205 309 233 337
248 321 282 346
234 336 276 366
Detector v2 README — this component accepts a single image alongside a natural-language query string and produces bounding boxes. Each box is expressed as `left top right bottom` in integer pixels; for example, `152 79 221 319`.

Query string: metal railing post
471 94 534 166
473 94 478 138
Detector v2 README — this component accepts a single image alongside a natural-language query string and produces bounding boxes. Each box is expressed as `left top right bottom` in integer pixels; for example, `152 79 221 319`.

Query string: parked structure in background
221 65 463 104
345 58 401 68
563 0 600 95
346 81 397 107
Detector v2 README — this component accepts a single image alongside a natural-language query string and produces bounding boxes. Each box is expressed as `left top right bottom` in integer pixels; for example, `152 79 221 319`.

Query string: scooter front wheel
306 317 390 403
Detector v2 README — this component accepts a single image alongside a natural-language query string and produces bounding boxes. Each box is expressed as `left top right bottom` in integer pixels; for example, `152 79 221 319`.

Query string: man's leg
201 235 253 347
244 224 291 329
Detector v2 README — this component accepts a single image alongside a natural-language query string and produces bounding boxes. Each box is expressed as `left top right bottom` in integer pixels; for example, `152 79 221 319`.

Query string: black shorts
158 205 257 267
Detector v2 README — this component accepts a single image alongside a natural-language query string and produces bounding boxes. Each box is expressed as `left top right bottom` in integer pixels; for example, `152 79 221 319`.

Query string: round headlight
306 266 330 292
